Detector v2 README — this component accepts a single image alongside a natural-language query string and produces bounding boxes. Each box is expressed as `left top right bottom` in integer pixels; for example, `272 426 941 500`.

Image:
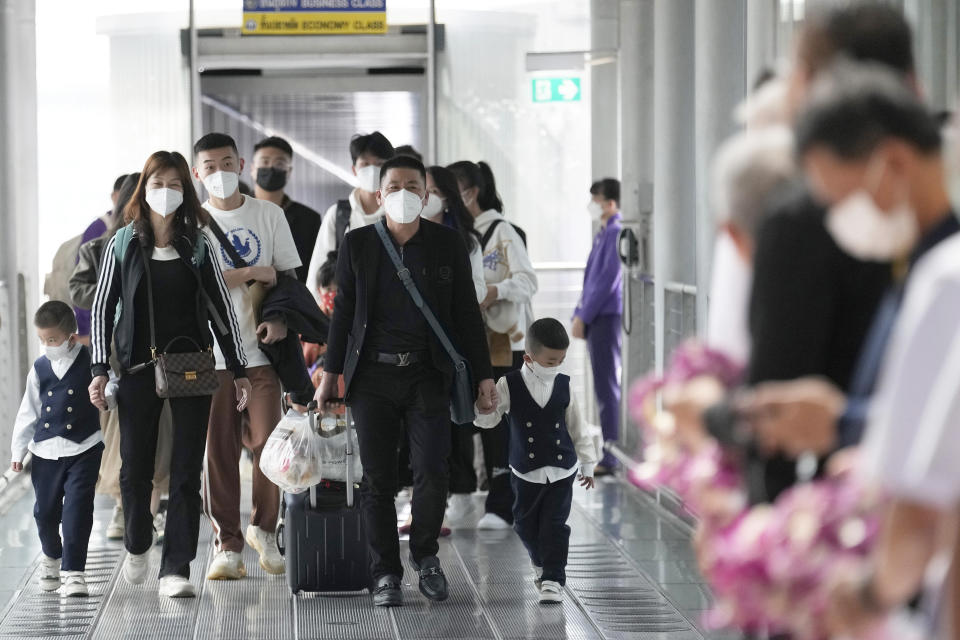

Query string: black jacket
745 186 891 502
257 273 330 404
90 230 248 379
324 219 493 396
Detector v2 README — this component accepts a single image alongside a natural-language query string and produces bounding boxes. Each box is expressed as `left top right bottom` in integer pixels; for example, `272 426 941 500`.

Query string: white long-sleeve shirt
475 364 601 482
11 342 103 463
305 189 385 302
473 210 538 350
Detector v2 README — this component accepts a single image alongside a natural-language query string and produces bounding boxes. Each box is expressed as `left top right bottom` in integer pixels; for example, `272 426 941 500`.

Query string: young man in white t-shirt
304 131 395 302
192 133 302 580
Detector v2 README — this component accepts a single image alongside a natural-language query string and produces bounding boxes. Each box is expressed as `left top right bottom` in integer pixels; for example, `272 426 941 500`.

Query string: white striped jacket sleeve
90 234 122 378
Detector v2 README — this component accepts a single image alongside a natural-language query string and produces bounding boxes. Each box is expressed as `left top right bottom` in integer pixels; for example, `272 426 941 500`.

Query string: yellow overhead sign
242 1 387 35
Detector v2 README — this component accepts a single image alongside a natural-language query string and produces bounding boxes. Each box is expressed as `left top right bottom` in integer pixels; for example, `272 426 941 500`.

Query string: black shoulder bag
373 220 476 425
138 244 223 398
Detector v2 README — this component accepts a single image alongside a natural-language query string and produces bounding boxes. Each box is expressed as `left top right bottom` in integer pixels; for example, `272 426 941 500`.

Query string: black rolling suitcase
276 402 370 593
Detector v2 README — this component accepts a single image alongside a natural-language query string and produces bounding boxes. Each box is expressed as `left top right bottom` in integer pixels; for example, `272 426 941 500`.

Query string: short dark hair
590 178 620 204
349 131 394 165
113 174 129 192
796 61 941 161
34 301 77 334
379 154 427 185
254 136 293 158
526 318 570 354
394 145 423 162
194 132 239 157
800 4 914 79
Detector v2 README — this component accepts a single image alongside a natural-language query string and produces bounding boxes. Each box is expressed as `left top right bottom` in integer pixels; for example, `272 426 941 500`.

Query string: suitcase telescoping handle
306 399 356 510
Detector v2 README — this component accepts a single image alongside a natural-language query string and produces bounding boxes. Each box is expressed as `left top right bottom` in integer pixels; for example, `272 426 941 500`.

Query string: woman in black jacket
88 151 250 598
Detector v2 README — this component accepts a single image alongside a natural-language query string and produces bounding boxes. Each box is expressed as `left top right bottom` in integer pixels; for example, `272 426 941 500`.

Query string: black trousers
117 368 212 578
350 362 450 580
32 443 103 571
511 472 575 585
448 423 477 494
482 351 524 522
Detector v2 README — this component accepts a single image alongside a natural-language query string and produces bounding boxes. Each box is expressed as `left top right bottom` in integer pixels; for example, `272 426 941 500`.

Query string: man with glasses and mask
250 136 322 285
305 131 395 303
314 154 497 608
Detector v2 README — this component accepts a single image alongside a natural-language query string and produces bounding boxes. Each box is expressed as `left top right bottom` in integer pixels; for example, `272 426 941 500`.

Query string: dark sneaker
373 575 403 607
410 554 448 602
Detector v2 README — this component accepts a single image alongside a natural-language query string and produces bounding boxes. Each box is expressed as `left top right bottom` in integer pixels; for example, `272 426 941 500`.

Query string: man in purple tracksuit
572 178 623 473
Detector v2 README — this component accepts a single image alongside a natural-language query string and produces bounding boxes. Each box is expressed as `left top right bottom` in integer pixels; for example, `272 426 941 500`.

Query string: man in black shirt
315 155 497 608
741 4 915 503
249 136 322 284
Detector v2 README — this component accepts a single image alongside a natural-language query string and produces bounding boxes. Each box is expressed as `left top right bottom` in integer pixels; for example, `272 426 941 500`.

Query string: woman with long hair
88 151 250 598
446 160 538 530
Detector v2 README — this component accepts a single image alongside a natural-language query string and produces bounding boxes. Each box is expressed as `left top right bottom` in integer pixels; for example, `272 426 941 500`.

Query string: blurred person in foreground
749 62 960 639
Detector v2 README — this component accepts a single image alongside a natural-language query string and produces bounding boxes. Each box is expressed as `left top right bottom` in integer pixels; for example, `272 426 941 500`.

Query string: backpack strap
511 223 527 248
480 219 503 251
334 199 351 250
113 223 135 263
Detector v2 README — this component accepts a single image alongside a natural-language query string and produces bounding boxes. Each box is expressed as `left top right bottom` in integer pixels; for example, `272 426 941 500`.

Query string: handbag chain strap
373 219 467 372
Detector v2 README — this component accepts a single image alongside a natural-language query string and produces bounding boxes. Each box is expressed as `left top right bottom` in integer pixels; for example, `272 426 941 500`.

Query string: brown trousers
202 365 282 553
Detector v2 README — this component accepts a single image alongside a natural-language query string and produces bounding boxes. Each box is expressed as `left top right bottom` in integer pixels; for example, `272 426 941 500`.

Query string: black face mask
256 167 288 192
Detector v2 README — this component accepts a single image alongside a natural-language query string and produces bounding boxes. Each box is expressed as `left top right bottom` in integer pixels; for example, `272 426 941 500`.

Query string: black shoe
373 575 403 607
409 554 448 602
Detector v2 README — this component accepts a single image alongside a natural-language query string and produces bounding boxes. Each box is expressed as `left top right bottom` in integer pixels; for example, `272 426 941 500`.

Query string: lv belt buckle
396 352 411 367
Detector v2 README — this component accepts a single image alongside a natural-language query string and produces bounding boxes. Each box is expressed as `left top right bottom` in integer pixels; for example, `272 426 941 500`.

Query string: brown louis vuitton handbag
138 244 223 398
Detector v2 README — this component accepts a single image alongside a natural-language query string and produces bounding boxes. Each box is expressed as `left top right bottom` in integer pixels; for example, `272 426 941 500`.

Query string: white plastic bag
315 410 363 483
260 409 323 494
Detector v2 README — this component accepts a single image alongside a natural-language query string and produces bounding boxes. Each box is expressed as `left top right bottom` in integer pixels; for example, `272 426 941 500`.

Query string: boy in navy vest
10 301 103 597
475 318 602 603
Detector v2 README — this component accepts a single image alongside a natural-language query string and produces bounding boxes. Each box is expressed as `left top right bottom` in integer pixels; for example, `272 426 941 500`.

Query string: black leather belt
366 351 428 367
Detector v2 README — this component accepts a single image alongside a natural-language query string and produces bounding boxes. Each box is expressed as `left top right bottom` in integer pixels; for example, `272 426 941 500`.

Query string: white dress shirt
11 342 103 463
475 363 602 482
860 233 960 509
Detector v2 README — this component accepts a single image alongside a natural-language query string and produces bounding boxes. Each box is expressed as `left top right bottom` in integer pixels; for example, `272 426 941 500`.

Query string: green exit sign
531 77 582 103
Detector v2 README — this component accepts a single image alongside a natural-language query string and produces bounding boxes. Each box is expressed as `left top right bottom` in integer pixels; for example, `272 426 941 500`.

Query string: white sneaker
206 550 247 580
62 571 88 597
244 525 284 575
106 504 125 540
123 550 150 585
476 513 512 530
158 575 196 598
38 555 60 592
445 494 476 526
153 511 166 546
538 580 563 604
532 564 544 590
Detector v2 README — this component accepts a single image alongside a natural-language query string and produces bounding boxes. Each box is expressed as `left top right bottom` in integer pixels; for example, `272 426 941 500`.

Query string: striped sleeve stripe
203 234 247 366
90 234 118 366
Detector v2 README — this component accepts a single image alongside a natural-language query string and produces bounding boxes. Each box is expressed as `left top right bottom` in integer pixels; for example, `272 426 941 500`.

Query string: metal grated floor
0 478 739 639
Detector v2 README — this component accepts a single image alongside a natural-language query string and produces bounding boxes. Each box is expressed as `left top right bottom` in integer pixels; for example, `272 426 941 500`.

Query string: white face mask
825 158 918 261
587 200 604 221
43 338 73 362
355 165 381 193
145 188 183 217
202 171 239 199
527 360 560 384
460 190 475 209
384 189 424 224
421 193 445 219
